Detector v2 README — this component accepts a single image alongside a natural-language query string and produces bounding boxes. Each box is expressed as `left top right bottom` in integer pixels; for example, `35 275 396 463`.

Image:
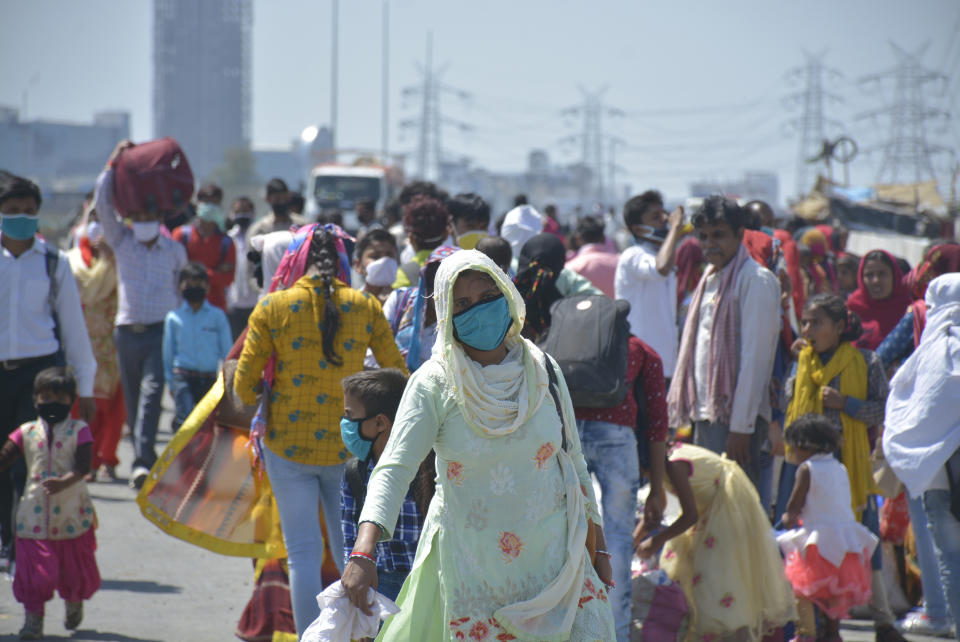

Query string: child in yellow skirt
778 414 878 642
636 442 796 642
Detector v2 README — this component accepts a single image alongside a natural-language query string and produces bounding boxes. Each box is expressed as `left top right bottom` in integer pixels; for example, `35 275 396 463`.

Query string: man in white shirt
667 196 780 488
95 141 188 490
0 170 97 564
226 196 261 340
614 190 685 379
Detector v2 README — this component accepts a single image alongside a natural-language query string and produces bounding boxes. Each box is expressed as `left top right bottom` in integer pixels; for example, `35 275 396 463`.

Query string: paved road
0 400 944 641
1 402 252 641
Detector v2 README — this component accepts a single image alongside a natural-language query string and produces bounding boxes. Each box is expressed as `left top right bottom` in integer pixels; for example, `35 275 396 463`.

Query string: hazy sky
1 0 958 206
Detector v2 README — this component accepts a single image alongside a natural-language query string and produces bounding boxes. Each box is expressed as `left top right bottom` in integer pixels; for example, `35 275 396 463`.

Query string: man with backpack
95 140 188 490
171 182 236 311
538 291 668 642
0 170 97 566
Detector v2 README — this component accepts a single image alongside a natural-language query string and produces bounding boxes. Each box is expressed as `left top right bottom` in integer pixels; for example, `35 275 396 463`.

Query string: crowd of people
0 137 958 642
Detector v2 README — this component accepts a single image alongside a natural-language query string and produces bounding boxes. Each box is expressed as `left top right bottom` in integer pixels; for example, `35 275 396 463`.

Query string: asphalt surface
0 399 946 641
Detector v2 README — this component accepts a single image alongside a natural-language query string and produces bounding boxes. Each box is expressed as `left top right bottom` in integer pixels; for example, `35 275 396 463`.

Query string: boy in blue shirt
339 368 427 601
162 262 232 432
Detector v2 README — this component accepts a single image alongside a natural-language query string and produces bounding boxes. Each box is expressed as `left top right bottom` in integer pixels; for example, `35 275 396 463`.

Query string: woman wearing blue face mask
340 249 615 641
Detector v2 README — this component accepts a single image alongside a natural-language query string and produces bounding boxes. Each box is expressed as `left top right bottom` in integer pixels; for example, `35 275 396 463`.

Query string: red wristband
350 550 376 564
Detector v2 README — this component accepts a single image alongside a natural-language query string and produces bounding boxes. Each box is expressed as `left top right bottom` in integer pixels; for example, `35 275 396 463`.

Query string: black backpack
537 294 631 408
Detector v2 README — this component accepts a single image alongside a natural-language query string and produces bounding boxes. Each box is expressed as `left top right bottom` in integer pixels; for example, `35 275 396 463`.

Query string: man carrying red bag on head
94 139 189 491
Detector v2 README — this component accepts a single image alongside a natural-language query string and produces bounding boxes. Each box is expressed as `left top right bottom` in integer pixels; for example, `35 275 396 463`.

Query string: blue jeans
115 324 165 470
262 445 346 638
576 420 640 642
693 416 768 496
169 371 216 433
923 489 960 629
377 569 407 602
775 461 798 524
908 493 950 622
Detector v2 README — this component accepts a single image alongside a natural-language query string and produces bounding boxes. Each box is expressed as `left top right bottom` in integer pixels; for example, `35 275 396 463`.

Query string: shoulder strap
219 233 232 264
43 243 63 349
545 359 568 452
344 457 369 514
181 226 191 248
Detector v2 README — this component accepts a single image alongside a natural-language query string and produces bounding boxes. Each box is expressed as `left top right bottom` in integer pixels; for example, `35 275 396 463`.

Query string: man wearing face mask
614 190 685 381
94 141 188 490
171 183 236 311
0 171 97 567
248 178 307 238
226 196 261 340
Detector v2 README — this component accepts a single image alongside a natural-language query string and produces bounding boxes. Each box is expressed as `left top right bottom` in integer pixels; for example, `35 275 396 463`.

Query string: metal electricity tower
785 52 843 197
560 87 624 207
858 42 951 185
399 32 472 180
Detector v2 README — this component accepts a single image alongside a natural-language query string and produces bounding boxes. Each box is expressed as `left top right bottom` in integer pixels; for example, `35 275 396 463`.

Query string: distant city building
153 0 252 180
253 147 303 191
689 171 780 207
439 149 591 223
0 107 131 216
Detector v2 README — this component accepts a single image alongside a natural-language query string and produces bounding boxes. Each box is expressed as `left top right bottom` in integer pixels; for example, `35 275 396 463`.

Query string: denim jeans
377 569 408 603
908 493 950 622
693 416 768 496
114 324 165 470
774 461 798 524
923 489 960 629
169 371 216 433
262 444 346 638
576 419 640 642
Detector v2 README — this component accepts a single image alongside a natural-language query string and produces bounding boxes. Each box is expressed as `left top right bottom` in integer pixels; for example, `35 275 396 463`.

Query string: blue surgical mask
196 202 226 231
1 214 39 240
340 415 377 461
453 294 513 351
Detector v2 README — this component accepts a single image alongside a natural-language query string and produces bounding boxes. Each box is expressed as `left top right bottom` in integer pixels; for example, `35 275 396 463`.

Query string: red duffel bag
112 137 194 216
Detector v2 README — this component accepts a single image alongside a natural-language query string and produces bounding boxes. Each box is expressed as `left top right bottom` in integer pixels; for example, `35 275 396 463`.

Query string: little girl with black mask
0 367 101 640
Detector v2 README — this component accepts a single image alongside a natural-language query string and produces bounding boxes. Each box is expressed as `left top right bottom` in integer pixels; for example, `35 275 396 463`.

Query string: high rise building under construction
153 0 252 180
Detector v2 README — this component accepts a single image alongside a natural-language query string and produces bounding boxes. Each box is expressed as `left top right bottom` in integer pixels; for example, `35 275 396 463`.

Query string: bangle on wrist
349 551 376 565
594 550 612 558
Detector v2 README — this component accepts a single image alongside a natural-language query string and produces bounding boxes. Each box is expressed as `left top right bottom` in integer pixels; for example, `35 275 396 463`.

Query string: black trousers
0 353 59 555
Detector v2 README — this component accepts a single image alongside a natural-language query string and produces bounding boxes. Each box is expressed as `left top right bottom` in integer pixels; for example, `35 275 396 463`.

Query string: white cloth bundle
299 581 400 642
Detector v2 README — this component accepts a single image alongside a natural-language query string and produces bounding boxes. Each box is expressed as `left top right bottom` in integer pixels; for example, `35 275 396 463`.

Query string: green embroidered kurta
360 353 615 641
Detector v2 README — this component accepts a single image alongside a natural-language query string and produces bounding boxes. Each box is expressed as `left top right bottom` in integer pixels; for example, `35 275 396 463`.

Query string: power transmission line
857 42 952 185
559 87 624 206
784 52 844 197
398 31 472 180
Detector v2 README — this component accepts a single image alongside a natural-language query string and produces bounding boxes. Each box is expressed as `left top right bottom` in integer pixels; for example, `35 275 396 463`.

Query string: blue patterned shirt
340 459 423 574
876 309 915 369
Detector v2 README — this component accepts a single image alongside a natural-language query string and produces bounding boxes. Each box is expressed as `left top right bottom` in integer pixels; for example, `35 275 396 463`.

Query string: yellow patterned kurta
235 274 406 466
67 247 120 399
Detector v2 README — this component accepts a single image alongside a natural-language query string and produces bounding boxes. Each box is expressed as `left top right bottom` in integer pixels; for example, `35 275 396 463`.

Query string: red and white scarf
668 244 749 427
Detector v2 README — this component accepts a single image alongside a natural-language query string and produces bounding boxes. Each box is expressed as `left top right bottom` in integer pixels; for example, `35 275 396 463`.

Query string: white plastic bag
300 580 400 642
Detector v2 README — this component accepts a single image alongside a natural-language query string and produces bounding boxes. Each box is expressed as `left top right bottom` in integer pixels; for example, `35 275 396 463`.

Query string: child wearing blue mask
339 368 429 602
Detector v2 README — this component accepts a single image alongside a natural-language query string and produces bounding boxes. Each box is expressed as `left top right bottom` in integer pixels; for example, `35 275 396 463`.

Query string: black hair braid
309 227 344 366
